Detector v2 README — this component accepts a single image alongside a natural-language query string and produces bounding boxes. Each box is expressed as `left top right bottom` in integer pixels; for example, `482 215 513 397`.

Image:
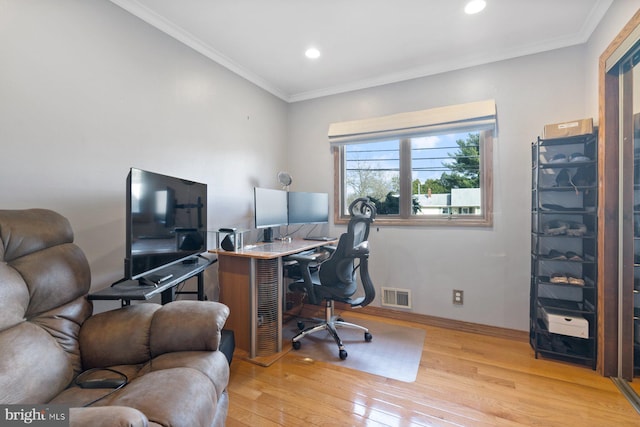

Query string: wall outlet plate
453 289 464 305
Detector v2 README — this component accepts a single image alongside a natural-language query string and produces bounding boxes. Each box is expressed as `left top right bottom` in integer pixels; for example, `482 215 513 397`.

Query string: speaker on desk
221 234 236 251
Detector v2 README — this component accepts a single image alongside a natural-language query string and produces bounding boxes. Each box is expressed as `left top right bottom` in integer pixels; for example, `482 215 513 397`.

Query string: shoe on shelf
565 251 583 261
554 169 572 187
549 153 567 164
569 152 590 162
543 220 568 235
567 276 585 286
550 273 568 284
566 222 587 236
548 249 567 260
572 166 595 187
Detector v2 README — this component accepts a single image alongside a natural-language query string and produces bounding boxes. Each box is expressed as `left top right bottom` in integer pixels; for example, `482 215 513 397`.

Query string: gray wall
0 0 288 309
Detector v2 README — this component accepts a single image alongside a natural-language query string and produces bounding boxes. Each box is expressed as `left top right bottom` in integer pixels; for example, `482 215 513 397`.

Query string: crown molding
289 0 613 103
109 0 613 104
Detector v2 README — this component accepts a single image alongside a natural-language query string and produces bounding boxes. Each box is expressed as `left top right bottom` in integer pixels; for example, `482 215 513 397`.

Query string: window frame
333 129 494 227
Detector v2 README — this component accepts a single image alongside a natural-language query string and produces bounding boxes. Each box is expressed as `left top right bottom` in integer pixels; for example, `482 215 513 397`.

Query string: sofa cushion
101 367 219 427
13 244 91 318
80 304 160 369
150 301 229 357
69 406 148 427
0 322 73 403
0 209 92 404
0 208 74 262
143 351 230 400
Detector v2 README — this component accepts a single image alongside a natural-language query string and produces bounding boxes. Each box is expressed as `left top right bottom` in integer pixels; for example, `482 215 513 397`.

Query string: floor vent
381 287 411 308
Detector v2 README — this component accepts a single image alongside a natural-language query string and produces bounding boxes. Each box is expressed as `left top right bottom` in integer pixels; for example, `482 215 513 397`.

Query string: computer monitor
254 187 288 242
287 191 330 225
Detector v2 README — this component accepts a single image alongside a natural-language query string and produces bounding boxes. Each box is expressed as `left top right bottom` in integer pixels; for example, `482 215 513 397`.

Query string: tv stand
90 255 217 306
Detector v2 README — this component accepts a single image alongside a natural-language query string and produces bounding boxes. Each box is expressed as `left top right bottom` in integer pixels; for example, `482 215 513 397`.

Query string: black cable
74 367 128 407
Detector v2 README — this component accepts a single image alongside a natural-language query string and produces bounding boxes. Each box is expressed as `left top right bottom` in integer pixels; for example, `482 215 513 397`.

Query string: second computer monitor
288 191 329 225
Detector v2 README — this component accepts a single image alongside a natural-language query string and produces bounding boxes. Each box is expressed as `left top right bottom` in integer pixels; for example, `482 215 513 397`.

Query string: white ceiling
109 0 613 103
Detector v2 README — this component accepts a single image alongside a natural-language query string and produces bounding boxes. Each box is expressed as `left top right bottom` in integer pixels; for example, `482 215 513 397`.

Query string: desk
212 238 336 364
89 255 217 306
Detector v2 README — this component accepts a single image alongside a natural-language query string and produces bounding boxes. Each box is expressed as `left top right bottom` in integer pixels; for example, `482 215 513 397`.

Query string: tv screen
125 168 207 280
254 187 288 229
288 191 329 224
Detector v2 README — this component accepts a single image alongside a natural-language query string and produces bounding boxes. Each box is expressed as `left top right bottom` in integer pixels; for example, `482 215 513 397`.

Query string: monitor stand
263 227 273 243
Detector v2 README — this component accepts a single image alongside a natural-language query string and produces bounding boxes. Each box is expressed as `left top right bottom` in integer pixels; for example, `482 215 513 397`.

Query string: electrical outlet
453 289 464 305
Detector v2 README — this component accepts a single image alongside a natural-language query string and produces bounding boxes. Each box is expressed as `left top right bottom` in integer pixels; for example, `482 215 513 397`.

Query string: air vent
381 287 411 308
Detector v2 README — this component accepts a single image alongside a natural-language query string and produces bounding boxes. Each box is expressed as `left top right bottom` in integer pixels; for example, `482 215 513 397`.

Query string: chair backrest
318 198 376 307
0 209 93 404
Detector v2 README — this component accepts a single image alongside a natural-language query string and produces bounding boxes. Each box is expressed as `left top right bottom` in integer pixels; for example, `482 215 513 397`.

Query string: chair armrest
150 300 230 357
70 406 147 427
80 301 230 369
348 241 370 258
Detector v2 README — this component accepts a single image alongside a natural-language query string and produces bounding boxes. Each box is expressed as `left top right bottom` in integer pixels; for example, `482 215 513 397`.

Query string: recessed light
464 0 486 15
305 47 321 59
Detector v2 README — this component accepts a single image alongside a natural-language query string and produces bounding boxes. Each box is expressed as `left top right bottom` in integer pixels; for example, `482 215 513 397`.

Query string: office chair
288 198 376 360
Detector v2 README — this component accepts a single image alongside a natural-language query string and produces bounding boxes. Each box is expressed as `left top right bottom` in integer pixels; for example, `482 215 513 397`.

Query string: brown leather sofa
0 209 231 427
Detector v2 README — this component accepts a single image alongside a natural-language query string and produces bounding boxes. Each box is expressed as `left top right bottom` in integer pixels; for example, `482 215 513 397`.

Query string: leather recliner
0 209 231 427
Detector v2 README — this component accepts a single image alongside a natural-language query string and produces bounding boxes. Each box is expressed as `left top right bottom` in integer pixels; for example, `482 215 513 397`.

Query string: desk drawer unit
254 258 281 356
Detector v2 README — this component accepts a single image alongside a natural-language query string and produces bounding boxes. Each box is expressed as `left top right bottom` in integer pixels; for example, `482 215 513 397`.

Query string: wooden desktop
211 238 336 365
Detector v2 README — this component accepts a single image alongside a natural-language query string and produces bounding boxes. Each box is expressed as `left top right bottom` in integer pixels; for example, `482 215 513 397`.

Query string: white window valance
328 99 496 145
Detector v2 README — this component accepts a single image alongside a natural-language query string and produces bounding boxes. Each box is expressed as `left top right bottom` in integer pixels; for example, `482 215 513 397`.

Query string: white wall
0 0 288 309
288 47 590 331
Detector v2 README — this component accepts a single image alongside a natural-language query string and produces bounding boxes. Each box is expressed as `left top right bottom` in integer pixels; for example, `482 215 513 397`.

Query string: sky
345 131 475 183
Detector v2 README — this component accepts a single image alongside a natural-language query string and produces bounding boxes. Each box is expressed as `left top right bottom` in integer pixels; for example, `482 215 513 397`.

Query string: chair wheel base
364 332 372 342
292 340 301 350
339 349 348 360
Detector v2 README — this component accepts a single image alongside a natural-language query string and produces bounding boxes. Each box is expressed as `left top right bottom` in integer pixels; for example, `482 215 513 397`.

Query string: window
330 100 495 226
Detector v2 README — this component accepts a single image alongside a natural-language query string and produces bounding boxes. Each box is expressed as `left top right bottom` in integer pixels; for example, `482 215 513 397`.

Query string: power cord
75 367 128 407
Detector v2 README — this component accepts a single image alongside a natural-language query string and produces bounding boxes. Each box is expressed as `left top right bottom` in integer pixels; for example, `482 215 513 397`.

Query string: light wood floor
226 312 639 426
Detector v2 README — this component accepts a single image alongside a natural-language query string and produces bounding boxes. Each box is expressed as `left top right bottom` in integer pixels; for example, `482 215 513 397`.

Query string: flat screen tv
287 191 329 224
125 168 207 281
254 187 288 242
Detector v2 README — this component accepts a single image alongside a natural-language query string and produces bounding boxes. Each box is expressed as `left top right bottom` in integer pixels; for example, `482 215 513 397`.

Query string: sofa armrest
80 301 229 369
70 406 147 427
150 301 230 357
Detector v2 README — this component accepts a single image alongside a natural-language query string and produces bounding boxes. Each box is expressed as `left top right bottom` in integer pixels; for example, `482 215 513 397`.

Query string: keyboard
304 236 336 241
297 250 316 256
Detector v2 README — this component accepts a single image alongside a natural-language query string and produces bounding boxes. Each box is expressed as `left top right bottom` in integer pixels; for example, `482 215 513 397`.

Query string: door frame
598 9 640 378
